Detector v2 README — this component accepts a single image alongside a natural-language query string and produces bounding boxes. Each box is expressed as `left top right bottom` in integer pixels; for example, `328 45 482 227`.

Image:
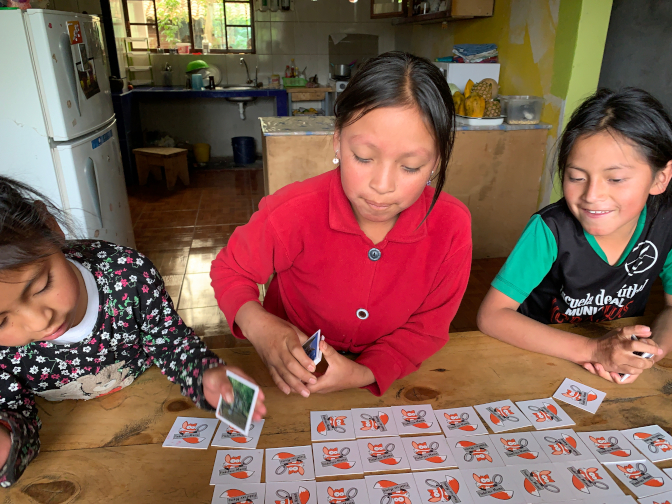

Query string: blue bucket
232 136 256 165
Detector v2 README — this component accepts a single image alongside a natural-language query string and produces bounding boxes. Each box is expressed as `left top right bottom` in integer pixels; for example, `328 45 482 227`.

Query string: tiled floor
127 168 666 350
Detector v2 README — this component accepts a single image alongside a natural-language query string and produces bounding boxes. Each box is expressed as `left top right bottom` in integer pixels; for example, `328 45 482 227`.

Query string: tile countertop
114 86 288 98
260 116 552 136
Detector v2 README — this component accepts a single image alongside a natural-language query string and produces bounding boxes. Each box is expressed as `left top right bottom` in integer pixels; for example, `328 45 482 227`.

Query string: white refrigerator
0 9 135 247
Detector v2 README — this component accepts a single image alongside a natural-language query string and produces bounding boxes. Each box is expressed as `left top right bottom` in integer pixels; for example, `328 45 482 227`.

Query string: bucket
232 136 256 165
193 143 211 163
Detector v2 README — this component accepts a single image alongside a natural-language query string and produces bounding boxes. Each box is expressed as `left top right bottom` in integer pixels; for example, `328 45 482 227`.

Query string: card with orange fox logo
356 436 411 473
605 460 672 498
209 449 264 485
622 425 672 463
266 446 316 483
400 435 457 471
488 432 550 466
530 429 592 462
637 490 672 504
351 407 399 438
413 469 476 504
391 405 442 436
212 420 265 449
577 430 645 464
460 466 528 504
435 407 489 438
312 440 364 478
473 401 532 434
162 416 219 449
315 479 370 504
310 410 355 442
265 481 317 504
552 458 625 500
515 398 575 430
211 482 265 503
513 463 577 502
553 378 606 414
365 474 423 504
448 436 505 470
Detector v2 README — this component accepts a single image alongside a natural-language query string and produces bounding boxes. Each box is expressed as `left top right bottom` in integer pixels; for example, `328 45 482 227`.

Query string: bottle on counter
285 65 291 78
259 0 268 11
201 35 210 54
281 0 290 11
291 58 296 77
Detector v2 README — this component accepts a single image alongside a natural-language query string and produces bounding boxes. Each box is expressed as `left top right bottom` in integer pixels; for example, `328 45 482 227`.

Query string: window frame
122 0 255 54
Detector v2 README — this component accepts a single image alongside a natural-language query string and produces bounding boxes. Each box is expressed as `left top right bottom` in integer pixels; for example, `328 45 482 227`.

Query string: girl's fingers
287 337 317 373
631 339 663 355
582 362 597 375
283 355 317 385
593 363 616 383
268 367 291 395
276 364 310 397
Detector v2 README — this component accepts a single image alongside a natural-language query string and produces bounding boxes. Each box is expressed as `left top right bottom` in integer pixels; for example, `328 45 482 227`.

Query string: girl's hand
203 365 267 421
307 340 376 394
0 426 10 468
589 325 662 380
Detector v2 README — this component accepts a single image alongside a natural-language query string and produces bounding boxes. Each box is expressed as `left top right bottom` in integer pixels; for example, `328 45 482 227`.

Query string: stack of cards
302 330 323 366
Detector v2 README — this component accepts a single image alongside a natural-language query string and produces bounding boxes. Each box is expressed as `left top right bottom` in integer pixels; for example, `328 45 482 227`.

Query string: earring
427 170 434 186
332 150 340 165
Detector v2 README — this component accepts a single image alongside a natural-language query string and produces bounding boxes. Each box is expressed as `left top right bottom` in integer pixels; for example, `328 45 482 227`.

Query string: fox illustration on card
500 438 538 459
422 475 461 503
472 473 514 500
587 435 631 457
219 454 255 479
617 463 665 488
221 424 255 444
456 440 493 463
273 452 307 476
562 386 597 404
567 465 609 494
367 441 401 465
487 406 517 427
634 431 672 453
444 412 479 432
219 488 258 504
360 412 390 433
318 415 348 436
401 409 433 429
411 440 447 464
321 446 356 470
273 486 311 504
325 486 358 503
173 420 207 444
521 469 557 497
527 402 561 423
373 480 413 504
546 433 582 456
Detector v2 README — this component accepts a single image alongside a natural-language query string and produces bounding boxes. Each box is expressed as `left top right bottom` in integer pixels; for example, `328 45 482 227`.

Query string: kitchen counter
260 115 551 136
260 116 552 258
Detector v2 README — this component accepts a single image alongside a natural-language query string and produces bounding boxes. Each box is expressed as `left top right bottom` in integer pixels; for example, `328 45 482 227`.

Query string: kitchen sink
216 85 257 102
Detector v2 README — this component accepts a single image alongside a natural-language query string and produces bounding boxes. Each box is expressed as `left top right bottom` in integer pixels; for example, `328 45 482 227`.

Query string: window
123 0 254 53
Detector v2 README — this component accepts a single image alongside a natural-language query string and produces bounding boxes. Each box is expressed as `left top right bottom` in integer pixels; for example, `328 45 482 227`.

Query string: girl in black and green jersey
478 88 672 385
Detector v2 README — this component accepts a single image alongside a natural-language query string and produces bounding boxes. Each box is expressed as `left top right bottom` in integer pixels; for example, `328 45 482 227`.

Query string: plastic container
282 77 307 88
194 143 211 163
232 137 256 165
502 95 544 124
176 43 190 54
456 115 504 126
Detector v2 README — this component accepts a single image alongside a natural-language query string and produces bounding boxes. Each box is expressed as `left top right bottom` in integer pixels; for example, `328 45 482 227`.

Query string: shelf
130 79 153 86
125 37 150 42
127 66 152 71
392 11 476 25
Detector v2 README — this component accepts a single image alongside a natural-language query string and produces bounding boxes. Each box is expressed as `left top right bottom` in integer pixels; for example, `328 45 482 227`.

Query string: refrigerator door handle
83 157 103 228
58 32 81 117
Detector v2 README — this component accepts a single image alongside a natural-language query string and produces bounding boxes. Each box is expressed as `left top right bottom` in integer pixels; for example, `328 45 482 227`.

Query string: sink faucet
240 57 253 85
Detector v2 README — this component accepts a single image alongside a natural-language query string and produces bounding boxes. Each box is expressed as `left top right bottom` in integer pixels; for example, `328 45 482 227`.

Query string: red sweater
210 169 472 395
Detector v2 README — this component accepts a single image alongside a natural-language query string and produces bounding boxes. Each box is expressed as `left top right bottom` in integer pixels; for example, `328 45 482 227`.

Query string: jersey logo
625 240 658 276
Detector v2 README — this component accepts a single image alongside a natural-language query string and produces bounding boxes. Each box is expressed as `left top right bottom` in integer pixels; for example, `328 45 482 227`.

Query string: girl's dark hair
0 176 72 273
334 51 455 220
557 87 672 211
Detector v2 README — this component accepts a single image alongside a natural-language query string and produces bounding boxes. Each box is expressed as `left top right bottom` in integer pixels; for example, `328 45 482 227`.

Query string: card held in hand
216 370 259 437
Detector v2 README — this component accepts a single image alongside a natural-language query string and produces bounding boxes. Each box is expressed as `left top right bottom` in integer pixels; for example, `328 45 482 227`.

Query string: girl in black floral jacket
0 177 266 486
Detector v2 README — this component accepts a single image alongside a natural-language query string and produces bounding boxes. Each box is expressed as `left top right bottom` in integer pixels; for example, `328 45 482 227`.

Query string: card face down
211 420 265 449
310 410 356 442
209 449 264 485
356 436 411 473
162 416 219 449
390 404 442 435
473 400 533 433
621 424 672 463
351 407 399 438
435 406 490 438
265 446 316 482
413 469 476 504
315 479 370 504
265 481 318 504
553 378 606 414
312 440 363 479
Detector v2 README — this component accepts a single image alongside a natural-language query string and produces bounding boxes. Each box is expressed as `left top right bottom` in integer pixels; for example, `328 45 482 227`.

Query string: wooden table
7 317 672 502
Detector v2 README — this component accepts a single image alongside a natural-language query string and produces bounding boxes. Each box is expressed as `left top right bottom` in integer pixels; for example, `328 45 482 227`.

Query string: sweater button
368 248 381 261
356 309 369 320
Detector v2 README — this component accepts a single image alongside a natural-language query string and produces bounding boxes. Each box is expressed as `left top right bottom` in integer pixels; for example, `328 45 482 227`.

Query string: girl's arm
650 293 672 360
0 373 41 487
477 287 660 378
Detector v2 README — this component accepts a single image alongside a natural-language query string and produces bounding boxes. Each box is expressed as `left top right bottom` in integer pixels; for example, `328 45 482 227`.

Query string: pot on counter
332 64 351 79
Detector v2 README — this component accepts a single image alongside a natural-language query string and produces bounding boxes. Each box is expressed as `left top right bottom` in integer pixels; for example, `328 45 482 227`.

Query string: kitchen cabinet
370 0 408 19
385 0 494 25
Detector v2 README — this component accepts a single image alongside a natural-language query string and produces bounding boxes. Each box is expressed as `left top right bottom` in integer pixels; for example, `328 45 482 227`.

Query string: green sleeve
659 247 672 295
491 214 558 303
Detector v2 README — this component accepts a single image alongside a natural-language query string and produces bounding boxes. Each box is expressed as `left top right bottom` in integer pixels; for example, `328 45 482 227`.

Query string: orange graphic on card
411 440 447 464
444 411 478 432
274 486 310 504
219 488 256 504
373 479 413 504
562 388 597 402
472 473 514 500
220 453 255 479
326 486 358 503
273 452 306 476
617 463 665 488
424 475 461 503
317 415 348 436
321 446 356 470
401 408 432 429
588 435 631 457
367 441 401 465
456 440 493 463
360 411 390 432
174 420 207 444
633 431 672 453
499 437 538 459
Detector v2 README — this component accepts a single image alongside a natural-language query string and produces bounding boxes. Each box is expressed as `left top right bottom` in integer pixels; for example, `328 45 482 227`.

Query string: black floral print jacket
0 241 223 487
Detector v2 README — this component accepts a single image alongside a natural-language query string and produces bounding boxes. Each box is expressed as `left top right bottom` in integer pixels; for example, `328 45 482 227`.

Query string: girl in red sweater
211 52 472 396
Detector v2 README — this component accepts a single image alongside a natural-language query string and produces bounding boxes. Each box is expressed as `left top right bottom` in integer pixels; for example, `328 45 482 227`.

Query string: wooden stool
133 147 190 190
